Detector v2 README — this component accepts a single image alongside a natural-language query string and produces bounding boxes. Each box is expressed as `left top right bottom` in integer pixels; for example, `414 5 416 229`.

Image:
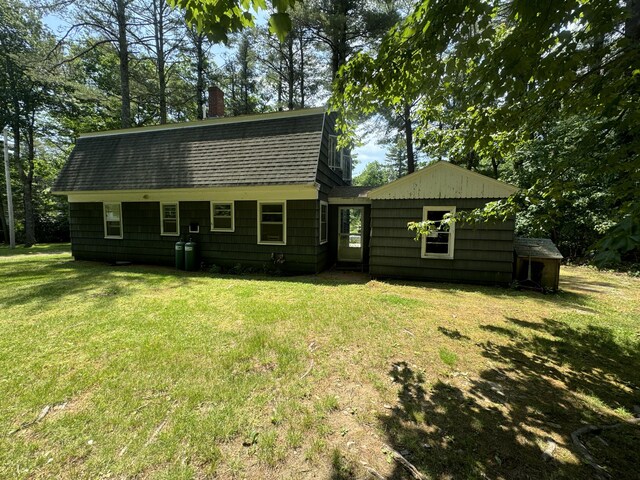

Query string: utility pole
2 128 15 248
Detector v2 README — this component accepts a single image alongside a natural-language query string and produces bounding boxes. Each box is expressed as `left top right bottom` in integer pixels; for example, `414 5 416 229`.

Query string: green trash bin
185 238 197 271
175 239 185 270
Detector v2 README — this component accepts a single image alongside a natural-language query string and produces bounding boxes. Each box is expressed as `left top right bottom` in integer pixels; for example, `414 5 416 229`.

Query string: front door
337 207 363 262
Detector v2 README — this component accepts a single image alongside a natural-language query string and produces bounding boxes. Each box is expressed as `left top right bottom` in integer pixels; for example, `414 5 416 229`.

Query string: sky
43 13 387 176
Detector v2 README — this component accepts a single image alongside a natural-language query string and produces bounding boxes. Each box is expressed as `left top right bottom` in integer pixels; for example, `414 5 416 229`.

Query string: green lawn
1 245 638 479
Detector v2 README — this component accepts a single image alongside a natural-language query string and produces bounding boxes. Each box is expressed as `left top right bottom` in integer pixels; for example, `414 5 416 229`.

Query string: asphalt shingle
514 237 563 259
329 186 372 198
53 111 326 192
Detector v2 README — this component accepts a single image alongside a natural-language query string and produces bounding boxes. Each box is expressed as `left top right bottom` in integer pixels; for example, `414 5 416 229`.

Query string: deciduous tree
335 0 640 263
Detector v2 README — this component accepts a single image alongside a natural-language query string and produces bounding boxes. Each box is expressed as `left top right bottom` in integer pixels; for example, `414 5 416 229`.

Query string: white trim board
59 184 319 203
103 202 123 239
257 201 287 246
211 201 235 232
421 205 456 260
160 202 180 236
368 161 518 200
319 200 328 245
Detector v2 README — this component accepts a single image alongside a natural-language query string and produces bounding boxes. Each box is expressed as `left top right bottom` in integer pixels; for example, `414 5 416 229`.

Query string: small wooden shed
514 238 563 291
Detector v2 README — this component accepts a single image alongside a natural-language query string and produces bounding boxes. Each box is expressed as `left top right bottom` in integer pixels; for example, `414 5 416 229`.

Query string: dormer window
328 134 352 184
340 152 352 183
328 135 340 169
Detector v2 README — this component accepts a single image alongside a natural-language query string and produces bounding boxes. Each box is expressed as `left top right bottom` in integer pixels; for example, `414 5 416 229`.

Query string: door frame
337 206 364 263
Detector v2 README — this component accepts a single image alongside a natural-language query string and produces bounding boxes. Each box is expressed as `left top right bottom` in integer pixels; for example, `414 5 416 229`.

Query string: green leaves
407 214 454 242
268 12 292 42
335 0 640 264
168 0 299 42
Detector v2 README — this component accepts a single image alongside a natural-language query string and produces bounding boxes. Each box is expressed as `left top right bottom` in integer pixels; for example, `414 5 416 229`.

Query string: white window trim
103 202 123 239
257 201 287 245
319 201 328 245
160 202 180 236
421 206 456 260
210 201 235 232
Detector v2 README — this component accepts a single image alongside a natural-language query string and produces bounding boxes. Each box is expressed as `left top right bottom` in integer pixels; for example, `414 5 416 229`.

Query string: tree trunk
12 115 35 247
277 54 283 110
153 0 167 124
9 64 33 246
298 30 305 108
490 155 499 178
22 113 36 246
0 192 8 244
116 0 131 128
404 104 415 174
194 32 205 120
239 39 249 114
230 67 237 116
330 0 349 85
627 0 640 41
287 34 295 110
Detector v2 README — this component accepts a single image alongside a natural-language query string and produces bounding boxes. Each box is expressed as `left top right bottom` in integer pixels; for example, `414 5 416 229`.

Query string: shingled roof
514 238 563 260
53 108 327 192
329 186 372 198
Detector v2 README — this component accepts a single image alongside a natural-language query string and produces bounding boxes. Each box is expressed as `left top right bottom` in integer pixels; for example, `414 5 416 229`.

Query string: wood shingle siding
369 199 514 284
316 113 346 195
70 200 325 274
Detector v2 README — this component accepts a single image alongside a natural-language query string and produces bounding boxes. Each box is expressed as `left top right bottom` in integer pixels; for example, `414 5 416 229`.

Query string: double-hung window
103 202 123 239
319 201 328 244
258 201 286 245
421 206 456 259
211 202 234 232
160 202 179 236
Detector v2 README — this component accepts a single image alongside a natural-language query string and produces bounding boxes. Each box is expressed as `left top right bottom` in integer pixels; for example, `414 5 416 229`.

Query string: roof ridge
79 107 327 139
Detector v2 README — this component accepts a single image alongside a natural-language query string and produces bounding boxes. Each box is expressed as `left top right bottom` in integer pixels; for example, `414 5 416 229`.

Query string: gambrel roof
53 108 327 193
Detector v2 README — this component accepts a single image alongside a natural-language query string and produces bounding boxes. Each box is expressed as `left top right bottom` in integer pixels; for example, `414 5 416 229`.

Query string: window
421 206 456 259
328 135 352 182
160 202 179 236
319 201 328 244
328 135 340 168
211 202 234 232
258 201 286 245
103 202 123 239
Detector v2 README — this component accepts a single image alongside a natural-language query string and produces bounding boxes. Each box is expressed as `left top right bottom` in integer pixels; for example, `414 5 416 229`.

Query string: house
328 163 518 284
53 106 518 284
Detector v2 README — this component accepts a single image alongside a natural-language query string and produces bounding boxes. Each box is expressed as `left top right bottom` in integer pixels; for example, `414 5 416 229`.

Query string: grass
438 347 458 367
0 244 639 479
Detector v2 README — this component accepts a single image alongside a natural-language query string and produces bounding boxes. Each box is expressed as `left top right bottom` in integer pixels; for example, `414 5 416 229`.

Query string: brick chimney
208 86 224 118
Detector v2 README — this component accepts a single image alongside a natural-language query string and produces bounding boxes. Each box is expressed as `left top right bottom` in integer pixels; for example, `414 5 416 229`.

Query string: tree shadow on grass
437 326 471 341
0 243 70 257
374 318 640 479
0 254 592 314
0 259 195 310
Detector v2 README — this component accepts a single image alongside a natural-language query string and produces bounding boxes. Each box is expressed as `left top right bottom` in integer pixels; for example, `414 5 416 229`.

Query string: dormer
328 134 352 184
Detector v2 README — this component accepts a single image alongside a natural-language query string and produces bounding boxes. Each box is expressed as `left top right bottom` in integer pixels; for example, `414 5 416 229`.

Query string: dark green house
53 107 518 283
